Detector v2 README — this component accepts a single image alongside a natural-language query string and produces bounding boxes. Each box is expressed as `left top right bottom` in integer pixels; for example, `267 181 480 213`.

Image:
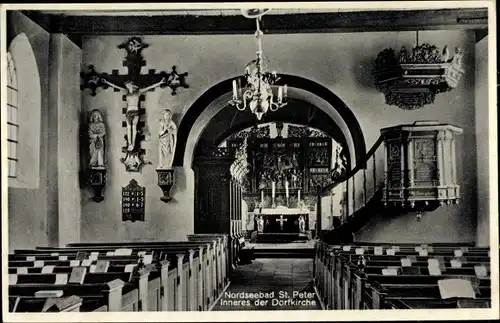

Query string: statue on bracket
88 109 106 167
80 36 189 172
156 109 178 203
158 109 177 169
87 109 107 202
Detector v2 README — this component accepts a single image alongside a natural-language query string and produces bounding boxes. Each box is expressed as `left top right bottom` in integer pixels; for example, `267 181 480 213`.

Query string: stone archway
173 74 366 169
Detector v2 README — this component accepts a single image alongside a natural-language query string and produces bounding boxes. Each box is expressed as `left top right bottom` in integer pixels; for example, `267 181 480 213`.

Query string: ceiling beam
20 8 488 36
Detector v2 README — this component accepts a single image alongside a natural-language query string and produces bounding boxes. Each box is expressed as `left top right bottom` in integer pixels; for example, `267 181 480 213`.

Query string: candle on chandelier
232 80 238 98
285 180 289 199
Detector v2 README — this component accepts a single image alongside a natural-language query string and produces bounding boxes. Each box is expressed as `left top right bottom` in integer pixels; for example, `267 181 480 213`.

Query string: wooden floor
213 258 320 311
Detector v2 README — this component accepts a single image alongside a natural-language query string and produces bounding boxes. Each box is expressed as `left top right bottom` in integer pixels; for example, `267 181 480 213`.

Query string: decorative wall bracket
156 168 174 203
374 43 464 110
88 167 107 202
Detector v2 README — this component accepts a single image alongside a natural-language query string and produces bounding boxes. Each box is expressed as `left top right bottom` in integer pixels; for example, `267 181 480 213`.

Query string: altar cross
276 215 288 231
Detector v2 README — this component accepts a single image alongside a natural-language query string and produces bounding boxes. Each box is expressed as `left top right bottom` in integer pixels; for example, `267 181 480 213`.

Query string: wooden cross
276 215 288 231
80 37 189 172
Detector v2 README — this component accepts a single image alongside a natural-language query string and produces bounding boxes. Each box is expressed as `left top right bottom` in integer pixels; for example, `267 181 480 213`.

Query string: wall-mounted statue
87 109 107 202
88 109 106 168
158 109 177 169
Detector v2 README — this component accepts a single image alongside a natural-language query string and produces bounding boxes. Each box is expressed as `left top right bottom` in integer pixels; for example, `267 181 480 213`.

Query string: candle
278 87 283 101
298 189 301 203
272 182 276 200
284 84 288 97
261 190 264 205
285 181 289 198
232 80 237 98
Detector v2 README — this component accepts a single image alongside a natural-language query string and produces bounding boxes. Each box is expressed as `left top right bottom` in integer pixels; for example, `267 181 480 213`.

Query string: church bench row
9 295 85 312
18 239 229 290
10 278 137 312
9 248 216 311
8 235 230 312
313 241 491 310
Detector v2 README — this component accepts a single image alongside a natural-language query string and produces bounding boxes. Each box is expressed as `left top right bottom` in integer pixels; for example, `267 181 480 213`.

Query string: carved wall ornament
80 37 189 172
374 43 464 110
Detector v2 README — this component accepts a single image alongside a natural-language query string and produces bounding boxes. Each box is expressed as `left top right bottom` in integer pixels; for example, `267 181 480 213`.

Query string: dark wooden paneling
194 161 232 234
20 8 488 36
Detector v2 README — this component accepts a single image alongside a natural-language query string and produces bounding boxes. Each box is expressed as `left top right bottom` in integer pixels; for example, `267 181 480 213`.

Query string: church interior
3 4 497 317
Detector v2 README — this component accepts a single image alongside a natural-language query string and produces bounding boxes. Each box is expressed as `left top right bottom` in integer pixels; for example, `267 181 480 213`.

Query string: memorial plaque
122 179 146 222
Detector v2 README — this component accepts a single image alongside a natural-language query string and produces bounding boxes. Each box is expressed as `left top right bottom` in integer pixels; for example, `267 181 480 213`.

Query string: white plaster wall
81 30 478 243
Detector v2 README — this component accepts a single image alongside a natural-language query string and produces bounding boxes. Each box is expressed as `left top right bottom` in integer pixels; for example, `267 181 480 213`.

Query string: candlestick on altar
261 190 264 205
285 181 289 198
272 181 276 208
298 189 301 204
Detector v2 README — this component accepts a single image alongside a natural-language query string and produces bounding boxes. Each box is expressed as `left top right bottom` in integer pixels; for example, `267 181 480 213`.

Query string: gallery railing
317 135 386 235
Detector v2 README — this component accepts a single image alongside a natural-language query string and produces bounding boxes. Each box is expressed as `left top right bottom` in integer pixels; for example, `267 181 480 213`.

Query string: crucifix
81 37 189 172
276 215 288 231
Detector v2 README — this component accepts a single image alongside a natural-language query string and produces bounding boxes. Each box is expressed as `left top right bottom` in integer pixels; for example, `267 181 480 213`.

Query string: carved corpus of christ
102 78 166 152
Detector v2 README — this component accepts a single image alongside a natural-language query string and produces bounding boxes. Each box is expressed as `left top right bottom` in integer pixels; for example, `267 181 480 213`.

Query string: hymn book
95 260 110 273
68 266 87 284
438 279 476 299
474 265 488 277
374 246 383 255
35 290 63 298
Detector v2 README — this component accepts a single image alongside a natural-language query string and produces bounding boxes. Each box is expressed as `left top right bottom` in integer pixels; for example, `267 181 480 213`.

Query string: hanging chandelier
229 9 288 121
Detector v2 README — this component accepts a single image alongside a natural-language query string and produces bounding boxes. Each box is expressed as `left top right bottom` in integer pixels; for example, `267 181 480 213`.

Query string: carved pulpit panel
122 179 146 222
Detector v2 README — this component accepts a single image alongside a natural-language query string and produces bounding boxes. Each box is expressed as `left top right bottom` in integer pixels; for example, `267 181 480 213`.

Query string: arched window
7 52 18 179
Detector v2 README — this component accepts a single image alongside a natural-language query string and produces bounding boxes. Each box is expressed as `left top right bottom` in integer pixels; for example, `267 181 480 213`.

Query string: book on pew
95 260 110 273
75 252 87 261
16 267 28 274
474 265 488 277
143 254 153 265
34 260 44 268
428 265 442 276
438 279 476 299
401 266 421 275
382 268 400 276
386 249 396 256
89 252 99 261
400 258 412 267
450 259 462 268
374 246 383 255
9 274 17 285
457 299 490 308
55 274 69 285
41 265 55 274
58 255 68 261
68 266 87 284
26 256 36 261
35 290 64 298
115 248 133 256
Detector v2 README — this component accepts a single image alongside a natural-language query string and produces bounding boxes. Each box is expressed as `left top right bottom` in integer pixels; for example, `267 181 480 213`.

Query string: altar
255 207 309 234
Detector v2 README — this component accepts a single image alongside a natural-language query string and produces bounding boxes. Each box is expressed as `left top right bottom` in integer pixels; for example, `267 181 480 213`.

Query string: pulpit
381 121 462 214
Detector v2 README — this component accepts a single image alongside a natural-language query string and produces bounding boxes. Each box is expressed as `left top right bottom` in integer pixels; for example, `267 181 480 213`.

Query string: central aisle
212 258 321 311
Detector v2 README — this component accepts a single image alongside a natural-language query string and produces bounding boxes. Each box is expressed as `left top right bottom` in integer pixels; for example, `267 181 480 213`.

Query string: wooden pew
9 295 83 312
313 241 491 310
15 240 223 311
9 278 133 312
